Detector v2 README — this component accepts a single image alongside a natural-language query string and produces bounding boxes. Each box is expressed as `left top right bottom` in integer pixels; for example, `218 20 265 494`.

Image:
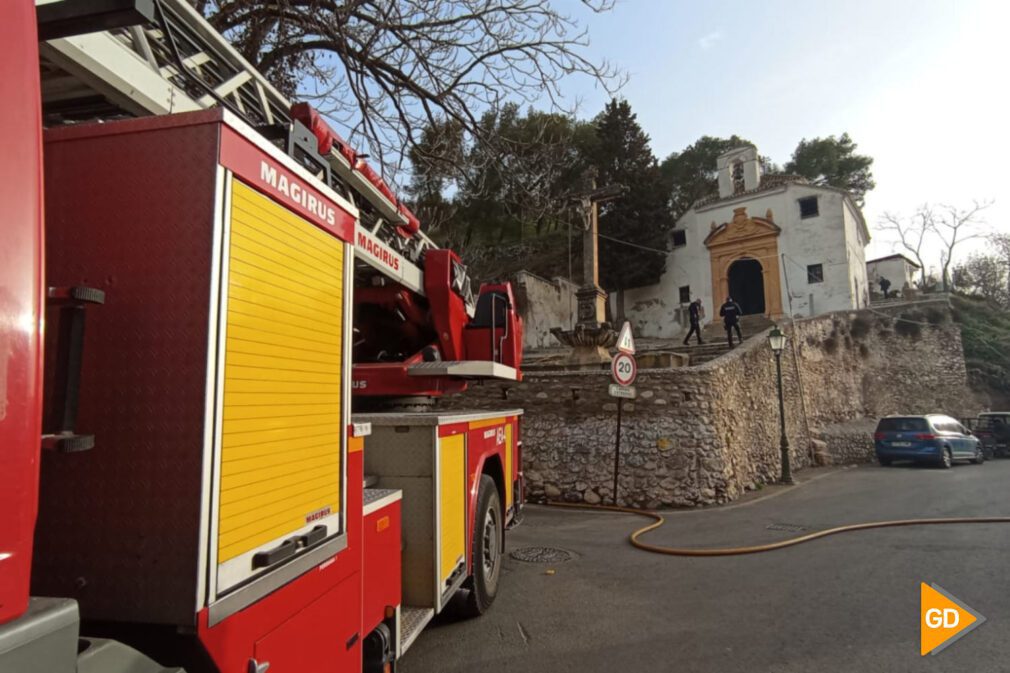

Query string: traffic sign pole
613 396 622 506
609 346 637 505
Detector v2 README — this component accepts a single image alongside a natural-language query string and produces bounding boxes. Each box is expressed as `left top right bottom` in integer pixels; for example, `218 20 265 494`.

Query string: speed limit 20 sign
611 352 637 386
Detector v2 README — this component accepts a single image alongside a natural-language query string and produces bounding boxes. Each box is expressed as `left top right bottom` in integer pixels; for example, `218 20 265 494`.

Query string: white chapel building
618 146 871 337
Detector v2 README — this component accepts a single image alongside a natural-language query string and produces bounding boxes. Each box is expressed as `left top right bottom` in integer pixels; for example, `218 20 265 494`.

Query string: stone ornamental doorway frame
704 207 784 318
727 257 766 315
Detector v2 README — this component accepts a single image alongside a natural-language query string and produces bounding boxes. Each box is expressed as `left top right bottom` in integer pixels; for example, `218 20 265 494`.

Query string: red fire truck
1 1 524 671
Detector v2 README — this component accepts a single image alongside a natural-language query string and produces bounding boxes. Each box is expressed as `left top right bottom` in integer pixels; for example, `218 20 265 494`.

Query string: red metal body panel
423 250 469 361
461 415 522 574
480 282 523 371
512 415 522 485
198 449 364 672
437 422 469 439
362 500 401 635
253 574 361 672
513 417 523 502
462 283 524 374
0 0 44 625
35 114 222 625
465 425 499 573
463 327 518 367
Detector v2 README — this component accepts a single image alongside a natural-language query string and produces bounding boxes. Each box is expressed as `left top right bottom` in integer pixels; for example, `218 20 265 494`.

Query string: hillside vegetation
951 295 1010 407
462 232 580 284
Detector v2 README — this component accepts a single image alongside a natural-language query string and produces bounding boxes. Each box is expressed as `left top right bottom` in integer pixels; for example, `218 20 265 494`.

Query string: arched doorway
728 258 765 315
704 207 784 318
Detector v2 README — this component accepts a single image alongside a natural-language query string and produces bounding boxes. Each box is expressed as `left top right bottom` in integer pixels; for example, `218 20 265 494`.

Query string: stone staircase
676 314 774 365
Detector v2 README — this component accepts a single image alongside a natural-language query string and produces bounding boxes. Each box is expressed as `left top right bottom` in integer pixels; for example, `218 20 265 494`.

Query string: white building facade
618 146 871 338
866 253 920 297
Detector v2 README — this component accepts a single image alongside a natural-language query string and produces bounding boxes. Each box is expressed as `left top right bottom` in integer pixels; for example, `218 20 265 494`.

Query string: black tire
938 447 953 469
461 475 503 618
971 445 985 464
878 456 892 467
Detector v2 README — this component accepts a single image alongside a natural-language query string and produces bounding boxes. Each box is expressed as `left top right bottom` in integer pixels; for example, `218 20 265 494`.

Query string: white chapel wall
775 186 854 317
842 200 870 307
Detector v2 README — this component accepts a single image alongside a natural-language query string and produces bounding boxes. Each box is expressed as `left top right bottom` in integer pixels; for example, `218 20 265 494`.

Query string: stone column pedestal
551 285 616 366
576 285 608 328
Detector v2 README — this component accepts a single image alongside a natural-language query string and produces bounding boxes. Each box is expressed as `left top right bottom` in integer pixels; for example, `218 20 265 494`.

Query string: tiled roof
867 253 921 268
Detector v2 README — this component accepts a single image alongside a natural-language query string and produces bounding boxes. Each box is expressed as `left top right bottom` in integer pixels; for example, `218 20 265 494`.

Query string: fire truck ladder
37 0 447 301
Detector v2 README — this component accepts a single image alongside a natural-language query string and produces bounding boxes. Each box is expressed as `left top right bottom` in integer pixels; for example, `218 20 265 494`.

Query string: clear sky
557 0 1008 270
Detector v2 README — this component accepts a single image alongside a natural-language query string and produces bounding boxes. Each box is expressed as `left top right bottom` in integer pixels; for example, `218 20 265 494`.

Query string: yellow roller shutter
438 433 466 584
217 179 345 567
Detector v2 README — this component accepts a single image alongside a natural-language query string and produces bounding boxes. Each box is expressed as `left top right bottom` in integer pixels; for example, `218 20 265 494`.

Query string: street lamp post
768 326 795 485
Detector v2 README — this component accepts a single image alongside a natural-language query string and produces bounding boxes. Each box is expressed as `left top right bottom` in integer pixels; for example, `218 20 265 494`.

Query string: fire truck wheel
462 475 503 617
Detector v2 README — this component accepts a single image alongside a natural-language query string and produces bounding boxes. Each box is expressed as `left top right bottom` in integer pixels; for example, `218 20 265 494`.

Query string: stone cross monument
550 171 625 366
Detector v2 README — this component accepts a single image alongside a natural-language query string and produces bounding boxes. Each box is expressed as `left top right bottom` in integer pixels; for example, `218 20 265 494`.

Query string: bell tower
716 146 762 198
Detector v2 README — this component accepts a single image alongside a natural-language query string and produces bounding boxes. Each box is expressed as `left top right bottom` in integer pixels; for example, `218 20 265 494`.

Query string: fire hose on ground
545 502 1010 557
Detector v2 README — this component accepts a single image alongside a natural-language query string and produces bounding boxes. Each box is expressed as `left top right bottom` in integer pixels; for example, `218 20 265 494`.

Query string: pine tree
587 99 673 296
659 135 758 219
785 133 875 207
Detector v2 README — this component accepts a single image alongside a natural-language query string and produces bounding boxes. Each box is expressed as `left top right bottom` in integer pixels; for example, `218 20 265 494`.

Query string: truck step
400 606 435 655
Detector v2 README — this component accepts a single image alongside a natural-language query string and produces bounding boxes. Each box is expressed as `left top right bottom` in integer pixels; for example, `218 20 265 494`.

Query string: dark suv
975 412 1010 457
874 415 984 468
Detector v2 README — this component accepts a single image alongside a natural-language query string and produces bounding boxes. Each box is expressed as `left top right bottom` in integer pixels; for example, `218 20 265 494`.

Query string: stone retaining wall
816 420 879 464
439 299 972 507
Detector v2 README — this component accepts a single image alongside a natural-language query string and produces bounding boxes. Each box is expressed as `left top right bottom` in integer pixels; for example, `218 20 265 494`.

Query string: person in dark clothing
683 298 704 345
878 276 891 299
719 296 744 347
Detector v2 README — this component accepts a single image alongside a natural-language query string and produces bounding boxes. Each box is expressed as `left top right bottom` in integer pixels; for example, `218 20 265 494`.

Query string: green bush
951 295 1010 397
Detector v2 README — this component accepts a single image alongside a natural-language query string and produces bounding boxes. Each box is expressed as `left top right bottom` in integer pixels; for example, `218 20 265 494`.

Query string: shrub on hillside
951 295 1010 402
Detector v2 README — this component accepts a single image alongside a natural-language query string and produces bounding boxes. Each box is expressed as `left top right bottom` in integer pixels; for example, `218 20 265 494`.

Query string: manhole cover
766 522 808 533
510 546 573 563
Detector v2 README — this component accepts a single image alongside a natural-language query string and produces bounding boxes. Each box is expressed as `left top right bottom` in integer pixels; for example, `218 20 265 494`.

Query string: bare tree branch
192 0 625 190
878 207 933 288
931 199 993 291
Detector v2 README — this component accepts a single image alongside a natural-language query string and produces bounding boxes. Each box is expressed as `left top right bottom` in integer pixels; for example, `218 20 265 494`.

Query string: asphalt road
401 460 1010 673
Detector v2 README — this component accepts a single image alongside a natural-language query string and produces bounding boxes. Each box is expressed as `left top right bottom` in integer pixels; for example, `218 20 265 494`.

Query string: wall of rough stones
439 299 971 507
785 300 972 426
815 420 878 465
